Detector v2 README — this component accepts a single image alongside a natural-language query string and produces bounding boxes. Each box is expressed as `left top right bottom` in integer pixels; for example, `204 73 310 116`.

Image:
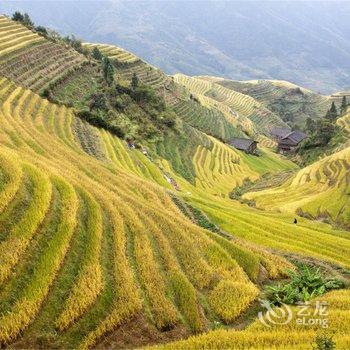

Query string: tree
340 95 347 115
284 112 294 123
12 12 24 22
92 47 103 61
23 13 34 28
12 12 34 28
162 112 176 128
325 102 338 121
89 93 107 111
35 26 48 36
305 117 316 134
64 35 83 52
102 57 114 85
131 72 139 90
40 88 52 100
294 87 303 95
317 119 335 146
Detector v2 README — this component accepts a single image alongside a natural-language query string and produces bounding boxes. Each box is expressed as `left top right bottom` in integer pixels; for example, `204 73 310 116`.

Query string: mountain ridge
2 1 350 93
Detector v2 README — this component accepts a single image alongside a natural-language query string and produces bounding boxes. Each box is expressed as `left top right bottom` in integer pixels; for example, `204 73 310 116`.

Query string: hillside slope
155 289 350 349
242 107 350 227
2 1 350 93
0 75 349 349
0 16 87 93
0 77 289 348
0 14 349 350
174 73 288 145
81 42 244 144
244 146 350 229
213 78 332 127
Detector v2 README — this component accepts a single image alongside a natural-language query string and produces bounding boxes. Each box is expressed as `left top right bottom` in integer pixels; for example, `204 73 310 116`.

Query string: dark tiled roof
281 130 308 145
229 138 257 151
270 127 291 138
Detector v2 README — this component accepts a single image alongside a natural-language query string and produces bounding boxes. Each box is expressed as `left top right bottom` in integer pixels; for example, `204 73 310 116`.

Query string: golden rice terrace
0 14 349 350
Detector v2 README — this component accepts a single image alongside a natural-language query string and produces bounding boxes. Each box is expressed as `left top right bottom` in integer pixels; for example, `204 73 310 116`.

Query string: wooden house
277 130 308 153
229 138 258 154
270 127 291 142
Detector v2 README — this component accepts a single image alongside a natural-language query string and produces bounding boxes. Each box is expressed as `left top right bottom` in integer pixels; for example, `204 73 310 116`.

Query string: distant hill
2 0 350 93
211 78 332 127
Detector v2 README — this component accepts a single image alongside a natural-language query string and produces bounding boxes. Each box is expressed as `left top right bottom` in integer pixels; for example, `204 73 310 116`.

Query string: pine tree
305 117 316 134
92 47 103 61
102 57 114 85
131 72 139 90
340 96 347 114
317 119 335 146
35 26 48 36
12 12 24 22
326 102 338 121
23 13 34 28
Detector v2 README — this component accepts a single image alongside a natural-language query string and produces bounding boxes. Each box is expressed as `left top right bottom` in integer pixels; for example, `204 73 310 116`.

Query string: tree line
303 96 347 149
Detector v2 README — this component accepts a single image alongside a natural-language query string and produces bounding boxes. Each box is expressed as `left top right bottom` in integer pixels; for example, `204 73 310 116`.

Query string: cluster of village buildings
229 128 308 155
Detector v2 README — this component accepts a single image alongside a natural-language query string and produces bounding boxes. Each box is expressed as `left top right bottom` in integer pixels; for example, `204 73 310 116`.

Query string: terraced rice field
172 99 241 141
337 107 350 134
215 78 332 125
243 146 350 228
156 289 350 349
189 136 287 195
0 77 297 348
83 43 139 63
1 72 348 347
0 16 44 55
83 44 260 144
83 43 244 143
0 16 87 93
83 42 170 91
1 16 350 350
174 74 288 137
154 137 350 275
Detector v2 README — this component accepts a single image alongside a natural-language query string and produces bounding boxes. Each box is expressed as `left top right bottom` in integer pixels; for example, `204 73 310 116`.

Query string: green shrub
35 26 48 37
76 110 125 138
92 47 103 61
266 265 344 305
132 85 166 112
114 94 131 111
312 334 336 350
